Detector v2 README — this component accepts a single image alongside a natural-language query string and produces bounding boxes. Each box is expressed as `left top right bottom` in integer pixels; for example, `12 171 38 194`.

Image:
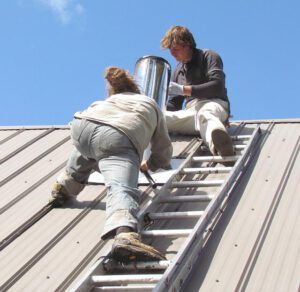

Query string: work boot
50 182 72 206
111 232 166 262
211 128 235 166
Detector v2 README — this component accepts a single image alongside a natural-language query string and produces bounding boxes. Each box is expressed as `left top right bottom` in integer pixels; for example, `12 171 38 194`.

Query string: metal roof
0 119 299 291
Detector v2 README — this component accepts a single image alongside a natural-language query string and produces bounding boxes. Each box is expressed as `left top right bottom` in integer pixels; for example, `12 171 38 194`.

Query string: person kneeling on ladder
161 26 234 161
50 66 173 262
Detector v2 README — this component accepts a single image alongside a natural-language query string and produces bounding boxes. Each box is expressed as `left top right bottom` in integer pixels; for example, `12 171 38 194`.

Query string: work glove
168 81 184 96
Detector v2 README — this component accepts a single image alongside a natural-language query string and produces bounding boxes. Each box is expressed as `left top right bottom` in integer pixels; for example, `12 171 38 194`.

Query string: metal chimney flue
134 55 171 112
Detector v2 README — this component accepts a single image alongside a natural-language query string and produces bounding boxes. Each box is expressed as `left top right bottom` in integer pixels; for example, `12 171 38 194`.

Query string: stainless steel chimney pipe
134 56 171 164
134 55 171 112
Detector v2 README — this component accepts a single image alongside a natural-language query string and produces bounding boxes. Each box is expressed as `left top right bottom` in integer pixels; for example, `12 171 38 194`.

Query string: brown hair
104 66 141 96
161 26 196 49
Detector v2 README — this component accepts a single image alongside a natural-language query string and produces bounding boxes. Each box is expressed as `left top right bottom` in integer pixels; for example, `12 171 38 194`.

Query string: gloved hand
168 81 184 96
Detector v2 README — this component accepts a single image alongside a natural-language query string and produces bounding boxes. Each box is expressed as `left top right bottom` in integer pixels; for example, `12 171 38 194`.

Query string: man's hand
140 160 149 172
168 81 184 96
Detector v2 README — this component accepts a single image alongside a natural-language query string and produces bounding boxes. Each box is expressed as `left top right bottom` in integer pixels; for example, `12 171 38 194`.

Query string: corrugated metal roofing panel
247 153 300 291
185 122 300 292
0 129 46 161
0 185 107 290
0 120 299 291
0 141 72 210
2 187 109 292
0 129 70 183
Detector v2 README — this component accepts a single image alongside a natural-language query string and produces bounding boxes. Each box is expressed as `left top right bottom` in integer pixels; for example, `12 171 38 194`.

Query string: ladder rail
154 126 261 292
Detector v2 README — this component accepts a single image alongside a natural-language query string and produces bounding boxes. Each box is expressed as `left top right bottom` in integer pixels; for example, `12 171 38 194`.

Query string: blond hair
104 66 140 96
161 26 196 49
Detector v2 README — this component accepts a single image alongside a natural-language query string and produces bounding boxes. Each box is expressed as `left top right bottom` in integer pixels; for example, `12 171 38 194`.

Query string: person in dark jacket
161 25 234 158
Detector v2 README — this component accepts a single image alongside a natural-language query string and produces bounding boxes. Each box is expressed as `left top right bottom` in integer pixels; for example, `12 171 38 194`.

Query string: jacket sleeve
147 108 173 172
191 50 226 99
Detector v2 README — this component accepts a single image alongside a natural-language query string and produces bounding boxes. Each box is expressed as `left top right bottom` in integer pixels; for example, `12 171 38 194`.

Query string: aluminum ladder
72 126 261 291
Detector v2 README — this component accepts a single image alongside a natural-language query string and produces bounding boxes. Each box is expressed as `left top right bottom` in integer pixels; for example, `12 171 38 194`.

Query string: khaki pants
165 98 229 154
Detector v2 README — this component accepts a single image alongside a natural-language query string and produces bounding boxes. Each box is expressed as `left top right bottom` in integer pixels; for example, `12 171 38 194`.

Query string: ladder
72 126 261 291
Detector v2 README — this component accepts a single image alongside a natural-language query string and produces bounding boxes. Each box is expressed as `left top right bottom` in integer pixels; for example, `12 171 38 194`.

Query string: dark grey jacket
167 48 230 112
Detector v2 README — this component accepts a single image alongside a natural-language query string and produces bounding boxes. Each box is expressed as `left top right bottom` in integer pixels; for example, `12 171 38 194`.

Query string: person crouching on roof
161 26 234 163
50 66 173 262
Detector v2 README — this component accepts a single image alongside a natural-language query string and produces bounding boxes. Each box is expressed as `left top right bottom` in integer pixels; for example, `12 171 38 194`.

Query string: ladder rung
231 134 252 140
170 180 224 188
192 155 239 162
147 211 204 220
141 229 192 237
234 145 246 150
159 194 214 203
233 140 247 145
182 166 232 174
92 274 162 285
94 285 155 291
103 260 169 272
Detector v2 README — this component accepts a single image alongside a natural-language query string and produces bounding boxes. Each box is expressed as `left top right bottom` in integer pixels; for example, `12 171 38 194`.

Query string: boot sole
211 129 234 156
112 243 165 262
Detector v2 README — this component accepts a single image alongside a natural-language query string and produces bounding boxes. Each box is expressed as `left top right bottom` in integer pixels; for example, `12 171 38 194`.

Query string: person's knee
198 110 206 120
197 108 212 125
197 104 226 125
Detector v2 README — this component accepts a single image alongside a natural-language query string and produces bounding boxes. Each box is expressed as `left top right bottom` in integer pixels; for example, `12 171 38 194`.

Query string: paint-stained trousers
57 118 141 239
165 98 230 154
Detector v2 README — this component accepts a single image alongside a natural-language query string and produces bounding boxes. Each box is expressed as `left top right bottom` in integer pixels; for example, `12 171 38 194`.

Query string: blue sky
1 0 299 126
